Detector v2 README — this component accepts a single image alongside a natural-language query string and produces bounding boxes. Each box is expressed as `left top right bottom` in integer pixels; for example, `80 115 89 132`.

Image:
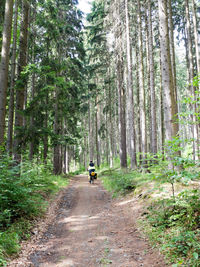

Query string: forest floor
8 175 167 267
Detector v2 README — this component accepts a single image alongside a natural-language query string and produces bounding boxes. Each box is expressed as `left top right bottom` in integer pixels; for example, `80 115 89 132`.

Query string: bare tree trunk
105 100 109 166
185 0 199 160
109 71 114 168
184 26 194 143
84 134 88 169
13 0 29 163
138 0 147 166
192 0 200 74
0 0 14 147
53 88 62 175
148 0 157 156
63 146 67 174
7 0 18 154
95 95 100 167
65 146 70 173
29 73 35 160
43 93 48 164
125 0 137 168
136 42 142 163
88 96 94 161
29 6 37 160
168 0 177 100
158 0 179 165
160 54 165 159
145 11 151 155
117 55 127 168
60 130 63 174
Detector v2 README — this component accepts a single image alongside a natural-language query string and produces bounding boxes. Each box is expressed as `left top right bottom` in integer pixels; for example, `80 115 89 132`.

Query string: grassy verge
99 165 200 266
140 189 200 267
99 167 154 197
0 156 70 266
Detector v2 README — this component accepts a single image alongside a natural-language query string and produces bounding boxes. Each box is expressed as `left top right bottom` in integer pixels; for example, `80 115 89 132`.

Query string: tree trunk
95 95 100 167
43 94 48 164
7 0 18 154
148 0 157 156
185 0 199 160
0 0 14 148
160 54 165 159
63 145 67 174
138 0 147 166
136 41 142 163
88 96 94 161
108 70 114 168
13 0 29 163
117 55 127 168
29 6 37 160
145 11 151 155
53 88 61 175
84 134 88 169
158 0 180 167
168 0 177 101
125 0 137 168
64 146 70 173
192 0 200 75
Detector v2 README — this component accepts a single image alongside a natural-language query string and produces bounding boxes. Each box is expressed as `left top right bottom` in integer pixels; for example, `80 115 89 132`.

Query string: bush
0 156 47 228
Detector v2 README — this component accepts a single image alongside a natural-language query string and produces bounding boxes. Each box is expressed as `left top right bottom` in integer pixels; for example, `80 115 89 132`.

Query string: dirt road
9 175 167 267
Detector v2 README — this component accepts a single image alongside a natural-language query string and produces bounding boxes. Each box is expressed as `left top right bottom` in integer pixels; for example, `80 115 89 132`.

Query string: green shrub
0 157 45 228
0 232 20 255
0 219 34 266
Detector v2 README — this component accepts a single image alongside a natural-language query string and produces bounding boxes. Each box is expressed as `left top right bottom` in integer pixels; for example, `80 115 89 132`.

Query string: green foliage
13 0 86 161
0 155 69 229
0 219 33 266
0 232 20 255
142 189 200 266
101 169 140 197
0 154 69 264
1 156 42 228
153 137 200 200
193 74 200 88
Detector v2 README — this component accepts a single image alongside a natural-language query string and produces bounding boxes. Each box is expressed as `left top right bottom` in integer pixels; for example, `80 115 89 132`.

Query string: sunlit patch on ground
95 235 109 240
69 223 96 231
50 258 75 267
116 198 136 206
62 215 89 223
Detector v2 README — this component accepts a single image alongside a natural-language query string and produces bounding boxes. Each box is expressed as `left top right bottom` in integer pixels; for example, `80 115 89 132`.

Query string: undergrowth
141 189 200 266
0 154 69 266
100 168 152 197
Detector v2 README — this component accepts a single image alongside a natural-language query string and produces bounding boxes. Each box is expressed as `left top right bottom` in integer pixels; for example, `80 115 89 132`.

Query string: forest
0 0 200 266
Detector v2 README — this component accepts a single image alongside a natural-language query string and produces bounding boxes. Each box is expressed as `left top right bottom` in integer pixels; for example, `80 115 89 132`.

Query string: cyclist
88 161 95 183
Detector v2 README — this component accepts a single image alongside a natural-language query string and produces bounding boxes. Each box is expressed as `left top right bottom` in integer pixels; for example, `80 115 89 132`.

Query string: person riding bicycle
88 160 95 175
88 161 96 183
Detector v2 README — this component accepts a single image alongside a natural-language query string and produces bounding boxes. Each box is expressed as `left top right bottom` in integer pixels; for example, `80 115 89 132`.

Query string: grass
99 167 155 198
99 239 112 266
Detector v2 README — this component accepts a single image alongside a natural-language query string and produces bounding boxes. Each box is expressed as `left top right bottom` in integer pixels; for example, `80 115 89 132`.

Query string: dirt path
9 175 167 267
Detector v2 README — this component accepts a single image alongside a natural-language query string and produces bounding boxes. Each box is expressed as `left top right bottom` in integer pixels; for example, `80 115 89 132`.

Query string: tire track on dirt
8 175 167 267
